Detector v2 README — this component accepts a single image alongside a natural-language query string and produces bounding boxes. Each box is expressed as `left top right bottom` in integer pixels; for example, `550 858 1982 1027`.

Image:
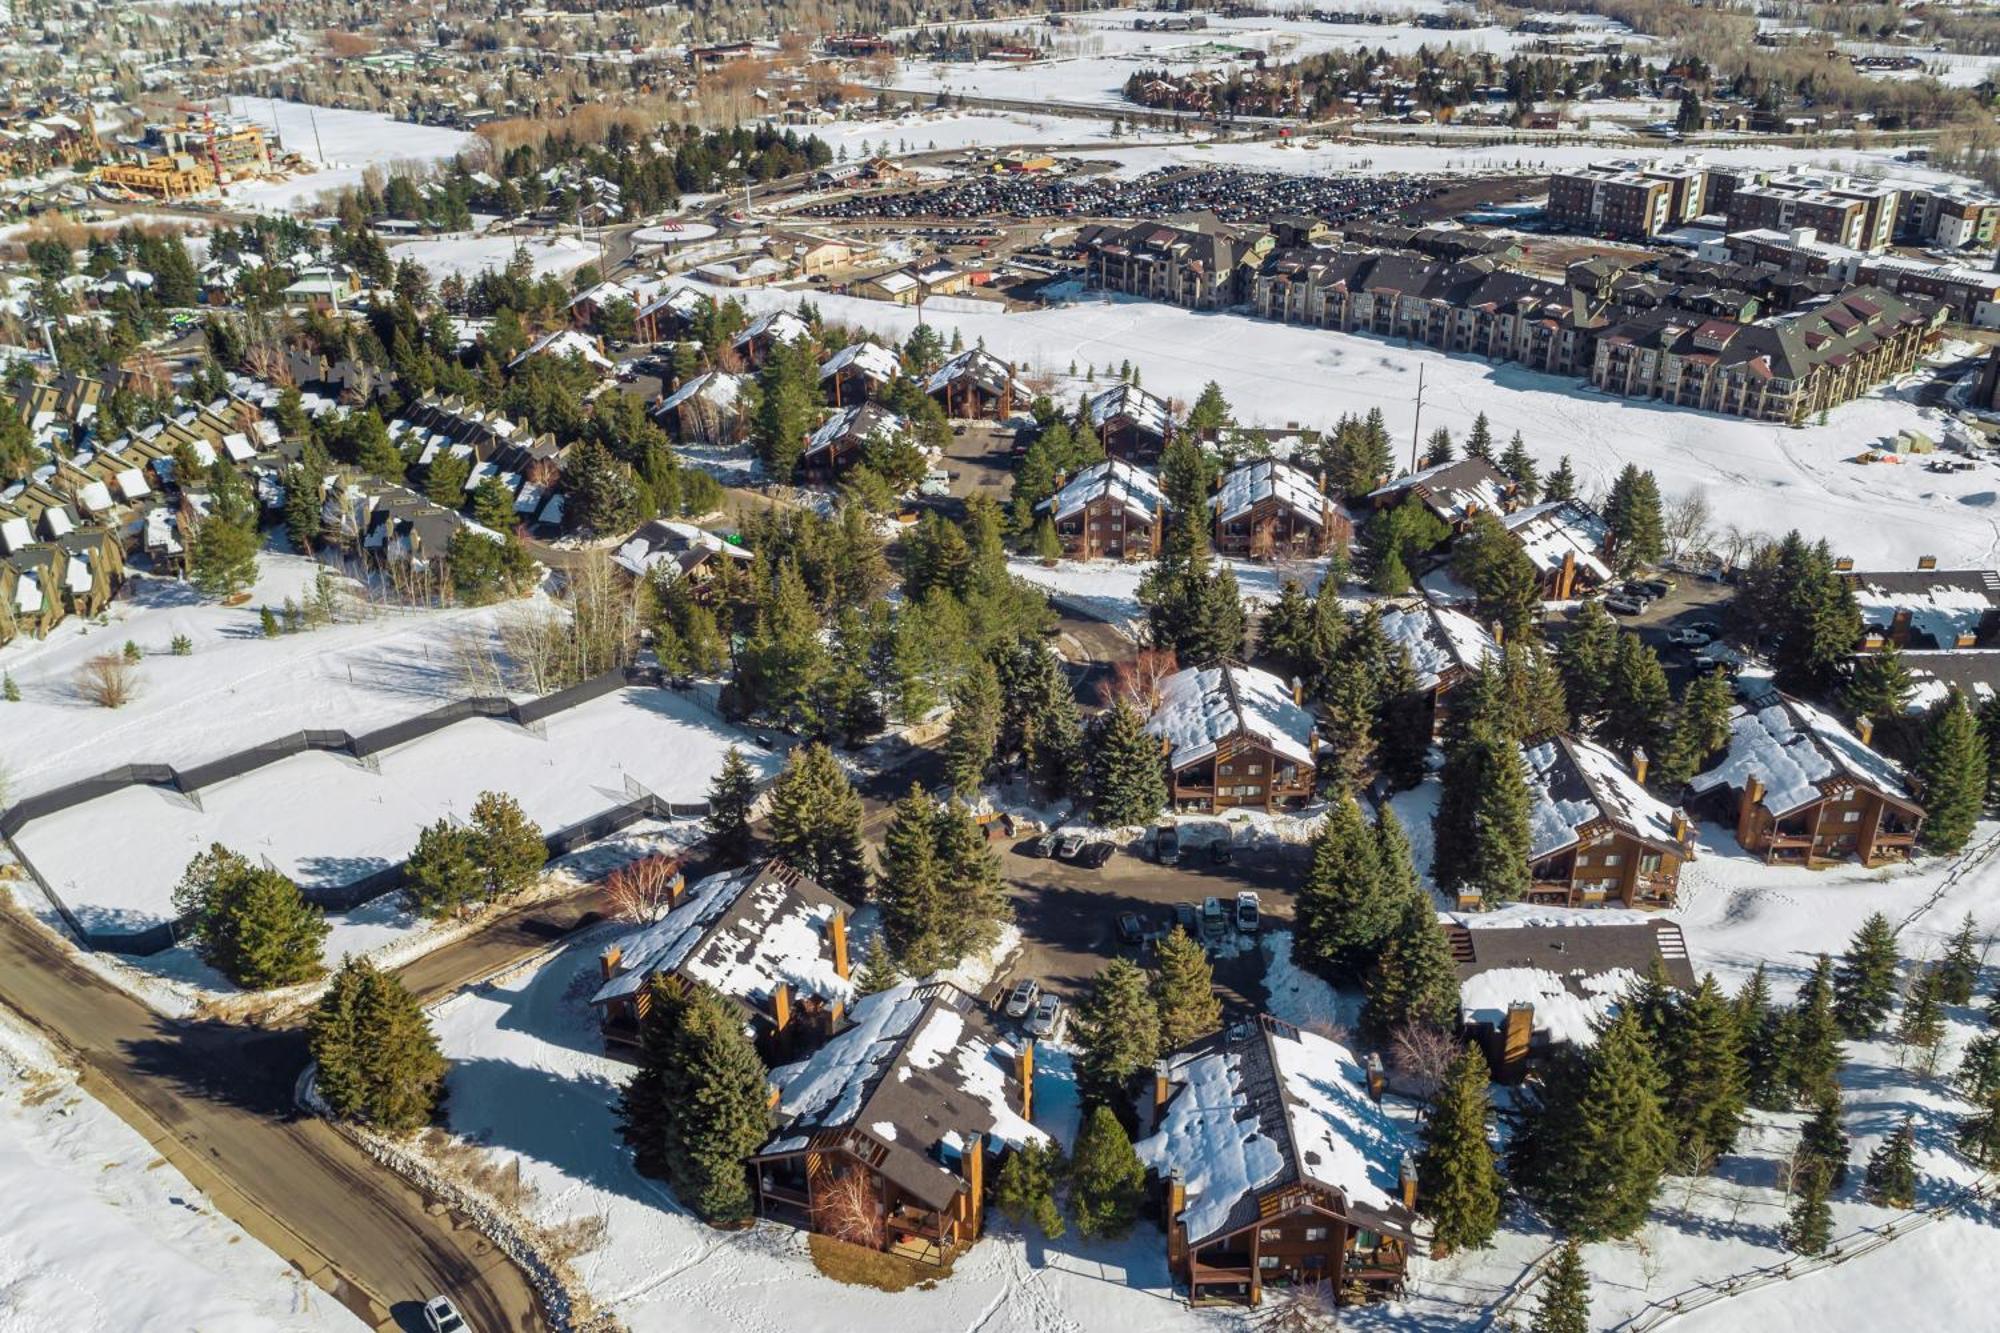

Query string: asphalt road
0 909 544 1333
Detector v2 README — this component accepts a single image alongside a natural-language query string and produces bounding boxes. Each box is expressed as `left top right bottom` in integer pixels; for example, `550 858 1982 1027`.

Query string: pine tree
402 819 485 919
1184 381 1231 439
1531 1239 1591 1333
1980 693 2000 802
1543 455 1577 503
1960 1084 2000 1164
878 784 948 973
943 658 1002 796
1863 1117 1918 1208
1371 545 1412 596
1833 913 1900 1039
1294 794 1398 983
1434 730 1532 907
1604 464 1664 574
1154 926 1222 1049
1737 964 1792 1111
1466 412 1494 460
703 747 758 863
1418 1045 1504 1254
1518 1009 1672 1240
1959 1032 2000 1100
1557 599 1619 727
619 979 770 1221
190 463 260 598
1783 1160 1834 1256
1089 699 1167 827
1844 643 1912 724
1071 1105 1146 1239
1 673 17 702
1896 966 1947 1072
935 798 1010 966
1499 431 1540 502
994 1139 1066 1238
1424 425 1456 466
854 943 901 996
1799 1090 1850 1189
1074 958 1160 1108
1661 974 1747 1161
1937 914 1984 1006
470 791 544 900
310 956 448 1132
1789 954 1845 1104
1453 509 1541 642
171 844 328 989
1599 633 1671 761
1363 896 1462 1041
766 743 868 900
1658 669 1736 788
1917 690 1987 853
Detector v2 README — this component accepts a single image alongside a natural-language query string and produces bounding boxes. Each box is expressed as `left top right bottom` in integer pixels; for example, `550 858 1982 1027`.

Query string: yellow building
96 153 215 200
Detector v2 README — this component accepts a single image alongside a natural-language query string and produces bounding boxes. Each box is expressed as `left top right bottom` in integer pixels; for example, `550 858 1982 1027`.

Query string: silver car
1003 978 1040 1020
424 1298 470 1333
1027 993 1065 1039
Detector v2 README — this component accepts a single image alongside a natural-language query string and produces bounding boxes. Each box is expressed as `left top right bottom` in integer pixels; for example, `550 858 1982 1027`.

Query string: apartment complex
1081 213 1275 309
1546 157 1709 240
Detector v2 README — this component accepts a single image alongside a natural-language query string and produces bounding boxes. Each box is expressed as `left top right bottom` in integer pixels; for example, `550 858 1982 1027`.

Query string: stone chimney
1631 746 1649 786
830 909 850 980
1855 714 1874 747
1017 1038 1036 1121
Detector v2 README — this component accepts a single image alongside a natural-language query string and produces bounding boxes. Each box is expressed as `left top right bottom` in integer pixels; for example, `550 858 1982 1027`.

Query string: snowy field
708 283 1993 568
387 232 600 282
0 1010 363 1331
811 109 1197 158
11 685 775 933
223 99 474 213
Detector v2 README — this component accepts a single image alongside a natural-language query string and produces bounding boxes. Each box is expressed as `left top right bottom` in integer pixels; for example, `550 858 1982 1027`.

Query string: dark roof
1448 919 1697 993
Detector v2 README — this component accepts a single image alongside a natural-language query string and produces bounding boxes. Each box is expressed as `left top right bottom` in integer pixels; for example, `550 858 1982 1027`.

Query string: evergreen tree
1980 693 2000 801
1515 1009 1672 1240
1258 578 1318 684
1424 425 1456 466
1294 794 1397 983
309 956 447 1131
854 944 901 996
877 783 947 972
994 1139 1066 1238
1833 913 1900 1039
1543 455 1577 503
1736 964 1792 1111
1000 641 1086 800
1896 966 1947 1072
1073 958 1160 1108
737 559 830 729
1499 431 1540 503
469 791 544 900
1418 1045 1504 1254
402 819 485 918
1938 914 1984 1007
618 980 770 1221
1863 1117 1918 1208
1917 691 1987 854
1070 1105 1146 1239
1783 1160 1834 1256
766 743 868 899
703 747 758 863
1788 954 1845 1104
1844 644 1912 724
1604 464 1664 574
1453 509 1541 642
1531 1239 1591 1333
190 463 260 598
1184 381 1231 439
943 658 1002 796
1089 699 1167 827
1433 730 1532 907
1466 412 1494 460
1960 1084 2000 1164
1662 974 1747 1161
1371 545 1412 596
1598 633 1671 762
935 799 1010 966
1154 926 1222 1050
1556 599 1619 727
171 844 328 990
1363 896 1462 1041
1799 1090 1850 1189
1657 669 1736 788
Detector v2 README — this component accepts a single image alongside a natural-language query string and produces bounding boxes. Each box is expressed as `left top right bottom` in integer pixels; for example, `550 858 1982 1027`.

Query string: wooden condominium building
1590 286 1938 426
1689 693 1923 867
1147 661 1317 813
1086 382 1172 462
1497 499 1614 601
1844 565 2000 651
731 310 811 368
749 981 1041 1266
610 518 753 590
1138 1015 1419 1307
1448 916 1695 1081
593 860 855 1062
818 341 902 407
1208 459 1350 560
1379 599 1500 734
923 348 1029 420
1365 457 1517 532
1081 212 1273 310
652 371 748 448
1516 734 1694 911
800 403 905 483
1035 459 1168 562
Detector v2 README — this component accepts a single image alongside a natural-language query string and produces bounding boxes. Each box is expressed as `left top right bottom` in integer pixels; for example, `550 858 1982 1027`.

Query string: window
1259 1256 1281 1270
1245 764 1262 776
1843 810 1862 824
1640 853 1663 873
1259 1227 1282 1242
1303 1226 1329 1242
1350 1229 1380 1253
1603 854 1623 868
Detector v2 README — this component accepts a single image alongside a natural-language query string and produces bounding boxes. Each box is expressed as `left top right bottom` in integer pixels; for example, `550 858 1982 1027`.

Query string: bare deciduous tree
812 1168 883 1250
1389 1020 1461 1109
75 653 138 708
605 855 682 923
1255 1279 1340 1331
1664 490 1713 560
1097 647 1179 711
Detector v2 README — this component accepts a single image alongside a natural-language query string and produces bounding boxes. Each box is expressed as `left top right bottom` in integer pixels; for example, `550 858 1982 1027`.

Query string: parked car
1117 912 1146 945
424 1298 470 1333
1208 839 1234 866
1174 902 1201 935
1076 841 1115 869
1019 832 1059 859
1055 833 1086 861
1235 891 1261 933
1664 627 1711 648
1027 993 1065 1039
1605 594 1648 616
1688 619 1723 639
1201 895 1227 937
1637 576 1676 598
1004 978 1040 1019
1154 824 1181 865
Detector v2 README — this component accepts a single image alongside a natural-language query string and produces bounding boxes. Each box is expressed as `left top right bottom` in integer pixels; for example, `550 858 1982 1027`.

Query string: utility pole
1408 363 1427 473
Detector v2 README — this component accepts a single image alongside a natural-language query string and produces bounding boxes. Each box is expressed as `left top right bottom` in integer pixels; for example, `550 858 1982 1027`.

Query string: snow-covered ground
0 1010 364 1331
709 283 1994 568
1006 552 1329 628
811 109 1195 159
223 99 474 213
387 232 600 282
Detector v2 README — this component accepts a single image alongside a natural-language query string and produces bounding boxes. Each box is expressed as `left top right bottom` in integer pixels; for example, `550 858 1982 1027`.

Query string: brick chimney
829 909 850 980
1631 746 1649 786
1017 1038 1035 1122
1855 714 1875 747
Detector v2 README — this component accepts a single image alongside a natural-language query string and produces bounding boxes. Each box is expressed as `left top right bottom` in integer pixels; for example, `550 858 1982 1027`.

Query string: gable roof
1136 1015 1414 1250
1379 599 1499 692
1689 692 1917 816
804 403 904 460
733 309 810 351
1445 909 1695 1047
817 340 901 384
1366 457 1513 524
1521 733 1684 862
1500 498 1612 584
1845 568 2000 649
1086 382 1171 438
1147 660 1314 770
1209 458 1327 526
1035 458 1167 524
923 347 1028 400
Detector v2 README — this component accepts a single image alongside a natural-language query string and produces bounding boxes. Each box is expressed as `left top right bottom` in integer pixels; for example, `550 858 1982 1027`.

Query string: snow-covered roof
507 328 614 372
0 515 31 553
592 860 853 1016
804 403 904 460
1137 1015 1413 1249
1209 458 1327 527
1848 568 2000 650
1365 457 1513 524
1445 912 1695 1048
1086 382 1170 438
1500 498 1611 584
1147 661 1315 770
817 340 901 384
1689 693 1916 816
654 370 744 415
732 309 809 352
113 467 150 501
759 982 1044 1211
1379 600 1499 692
1521 733 1684 862
73 479 113 514
11 570 42 613
922 347 1029 400
1035 458 1167 524
610 518 752 579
